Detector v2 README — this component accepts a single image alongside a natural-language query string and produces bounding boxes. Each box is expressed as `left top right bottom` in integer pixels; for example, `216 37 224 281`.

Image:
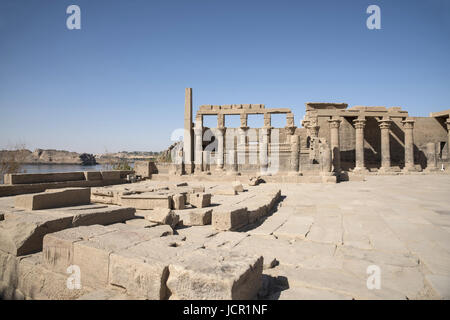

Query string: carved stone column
446 118 450 162
301 119 311 137
402 118 417 172
259 128 270 174
353 118 368 173
378 117 392 173
289 133 300 175
193 116 203 173
215 127 225 171
425 142 438 172
328 117 341 173
238 127 248 169
319 140 332 175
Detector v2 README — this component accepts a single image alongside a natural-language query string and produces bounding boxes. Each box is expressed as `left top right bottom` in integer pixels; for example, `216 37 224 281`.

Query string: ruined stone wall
412 117 448 168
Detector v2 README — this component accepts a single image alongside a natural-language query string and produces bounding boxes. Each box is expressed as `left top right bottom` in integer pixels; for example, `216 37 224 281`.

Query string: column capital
285 126 297 135
328 117 342 129
353 118 366 129
214 127 226 135
378 117 391 130
261 127 271 135
402 118 415 130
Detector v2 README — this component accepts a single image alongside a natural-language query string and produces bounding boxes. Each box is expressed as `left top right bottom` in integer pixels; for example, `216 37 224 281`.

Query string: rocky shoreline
0 149 97 166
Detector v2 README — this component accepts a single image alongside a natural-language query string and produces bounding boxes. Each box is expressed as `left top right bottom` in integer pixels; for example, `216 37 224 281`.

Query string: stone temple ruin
1 89 450 300
173 88 450 179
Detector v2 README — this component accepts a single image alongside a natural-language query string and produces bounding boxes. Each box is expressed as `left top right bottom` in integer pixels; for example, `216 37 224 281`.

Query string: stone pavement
250 175 450 299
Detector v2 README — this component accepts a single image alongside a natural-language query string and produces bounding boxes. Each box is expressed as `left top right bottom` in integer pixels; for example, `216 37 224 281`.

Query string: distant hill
0 149 163 165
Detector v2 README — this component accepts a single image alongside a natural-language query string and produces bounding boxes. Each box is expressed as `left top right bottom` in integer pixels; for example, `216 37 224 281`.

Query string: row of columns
193 121 273 174
324 116 418 173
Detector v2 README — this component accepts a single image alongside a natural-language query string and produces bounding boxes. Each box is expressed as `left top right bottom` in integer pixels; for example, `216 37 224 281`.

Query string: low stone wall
0 171 133 197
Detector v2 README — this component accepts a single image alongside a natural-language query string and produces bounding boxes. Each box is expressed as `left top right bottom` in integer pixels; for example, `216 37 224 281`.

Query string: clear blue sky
0 0 449 154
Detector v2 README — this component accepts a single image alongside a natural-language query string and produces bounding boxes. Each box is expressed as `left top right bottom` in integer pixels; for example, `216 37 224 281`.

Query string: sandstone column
328 117 341 173
447 118 450 161
226 133 238 175
425 142 438 172
259 128 270 174
215 127 225 171
194 117 203 173
320 140 332 175
289 133 300 175
353 117 367 173
183 88 193 173
378 117 392 173
402 118 417 172
238 127 248 169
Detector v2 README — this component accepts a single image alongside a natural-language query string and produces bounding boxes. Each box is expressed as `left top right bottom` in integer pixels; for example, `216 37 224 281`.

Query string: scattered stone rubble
2 175 450 300
0 179 284 300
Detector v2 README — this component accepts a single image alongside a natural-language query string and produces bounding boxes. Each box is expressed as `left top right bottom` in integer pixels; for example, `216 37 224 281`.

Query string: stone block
232 181 244 192
134 161 153 178
17 253 91 300
189 208 213 226
100 171 121 180
14 187 91 210
83 171 102 181
6 172 85 185
178 208 213 226
0 213 73 256
247 202 267 224
108 252 169 300
137 208 180 228
166 249 263 300
42 225 112 274
212 206 248 231
191 186 205 193
125 218 158 228
190 193 211 208
120 193 172 209
172 193 186 210
71 206 136 227
73 226 172 288
248 176 263 186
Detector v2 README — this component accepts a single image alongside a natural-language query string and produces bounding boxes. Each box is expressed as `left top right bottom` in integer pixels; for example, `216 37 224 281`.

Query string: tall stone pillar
259 128 270 174
319 140 332 175
226 135 238 175
215 127 225 171
183 88 193 173
402 118 417 172
328 117 341 173
353 117 367 173
238 127 248 169
425 142 438 172
309 118 319 139
446 118 450 161
194 117 203 173
378 117 392 173
289 133 300 175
